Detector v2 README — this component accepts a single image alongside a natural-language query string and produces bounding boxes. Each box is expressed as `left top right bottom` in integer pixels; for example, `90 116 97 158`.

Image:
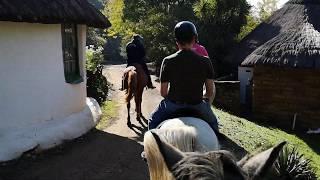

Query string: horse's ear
151 132 184 171
215 151 246 180
238 142 286 179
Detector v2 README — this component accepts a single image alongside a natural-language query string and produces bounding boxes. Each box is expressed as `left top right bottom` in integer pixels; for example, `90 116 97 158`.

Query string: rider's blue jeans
148 98 219 131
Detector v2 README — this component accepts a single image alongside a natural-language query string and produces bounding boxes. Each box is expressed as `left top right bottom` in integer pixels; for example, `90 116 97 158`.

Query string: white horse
144 117 219 180
143 117 285 180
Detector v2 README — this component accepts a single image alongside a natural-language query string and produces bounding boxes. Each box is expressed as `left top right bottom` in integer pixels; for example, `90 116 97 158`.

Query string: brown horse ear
151 132 185 171
238 142 286 180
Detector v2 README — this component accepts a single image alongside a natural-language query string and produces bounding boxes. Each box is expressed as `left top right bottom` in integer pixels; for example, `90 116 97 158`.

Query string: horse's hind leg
134 94 142 122
135 89 146 127
127 102 132 127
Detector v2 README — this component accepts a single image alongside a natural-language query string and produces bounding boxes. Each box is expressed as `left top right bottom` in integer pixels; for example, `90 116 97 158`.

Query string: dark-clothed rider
124 35 155 89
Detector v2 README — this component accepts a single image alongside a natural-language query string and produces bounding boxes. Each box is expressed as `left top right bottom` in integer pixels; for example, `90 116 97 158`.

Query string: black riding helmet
133 34 143 40
174 21 198 44
133 34 144 46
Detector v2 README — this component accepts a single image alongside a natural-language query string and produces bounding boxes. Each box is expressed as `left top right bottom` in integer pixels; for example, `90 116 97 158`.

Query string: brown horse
124 64 147 127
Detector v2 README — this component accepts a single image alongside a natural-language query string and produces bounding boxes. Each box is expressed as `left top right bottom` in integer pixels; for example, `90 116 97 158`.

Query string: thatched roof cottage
0 0 110 161
238 0 320 129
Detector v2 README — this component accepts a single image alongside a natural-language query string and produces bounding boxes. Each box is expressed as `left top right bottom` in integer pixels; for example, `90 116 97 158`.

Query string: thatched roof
235 0 320 68
0 0 111 28
242 23 320 68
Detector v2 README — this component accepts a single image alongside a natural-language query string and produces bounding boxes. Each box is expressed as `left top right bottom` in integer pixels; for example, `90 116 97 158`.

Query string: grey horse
144 130 285 180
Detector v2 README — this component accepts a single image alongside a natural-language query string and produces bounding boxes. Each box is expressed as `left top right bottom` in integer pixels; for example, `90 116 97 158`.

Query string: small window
61 24 82 83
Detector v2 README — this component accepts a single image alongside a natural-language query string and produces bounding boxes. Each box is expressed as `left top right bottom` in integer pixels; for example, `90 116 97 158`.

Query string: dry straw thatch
0 0 110 28
236 0 320 68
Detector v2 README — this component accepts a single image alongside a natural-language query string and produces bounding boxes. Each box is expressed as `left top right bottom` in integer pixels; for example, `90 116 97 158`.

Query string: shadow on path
0 129 149 180
129 116 148 142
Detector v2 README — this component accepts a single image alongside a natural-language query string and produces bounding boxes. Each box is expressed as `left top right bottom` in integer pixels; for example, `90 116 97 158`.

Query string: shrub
275 146 317 180
86 46 109 105
87 27 106 48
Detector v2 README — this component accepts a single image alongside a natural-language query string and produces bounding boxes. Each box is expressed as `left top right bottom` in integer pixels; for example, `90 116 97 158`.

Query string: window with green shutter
61 24 83 84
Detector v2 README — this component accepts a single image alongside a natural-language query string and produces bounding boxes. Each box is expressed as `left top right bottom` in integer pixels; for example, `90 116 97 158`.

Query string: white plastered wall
0 22 101 161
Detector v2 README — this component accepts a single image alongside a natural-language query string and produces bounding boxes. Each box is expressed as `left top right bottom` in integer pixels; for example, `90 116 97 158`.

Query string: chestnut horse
124 64 147 127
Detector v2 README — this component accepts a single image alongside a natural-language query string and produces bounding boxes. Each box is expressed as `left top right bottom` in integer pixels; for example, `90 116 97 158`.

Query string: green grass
96 100 118 130
213 108 320 177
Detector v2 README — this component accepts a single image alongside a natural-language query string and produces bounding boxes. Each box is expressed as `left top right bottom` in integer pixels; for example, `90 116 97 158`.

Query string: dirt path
0 64 245 180
0 64 161 180
103 64 162 141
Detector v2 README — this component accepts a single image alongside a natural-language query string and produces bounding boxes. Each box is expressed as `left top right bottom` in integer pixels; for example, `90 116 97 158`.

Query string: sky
247 0 289 9
247 0 289 16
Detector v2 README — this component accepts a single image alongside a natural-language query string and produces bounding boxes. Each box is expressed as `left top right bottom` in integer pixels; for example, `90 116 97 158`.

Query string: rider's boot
120 79 125 91
147 77 156 89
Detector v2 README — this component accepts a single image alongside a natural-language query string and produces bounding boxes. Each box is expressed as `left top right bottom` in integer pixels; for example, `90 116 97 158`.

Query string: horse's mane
144 126 197 180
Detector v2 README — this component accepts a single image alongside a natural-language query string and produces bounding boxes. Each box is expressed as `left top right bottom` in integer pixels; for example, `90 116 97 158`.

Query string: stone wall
253 66 320 129
213 81 240 115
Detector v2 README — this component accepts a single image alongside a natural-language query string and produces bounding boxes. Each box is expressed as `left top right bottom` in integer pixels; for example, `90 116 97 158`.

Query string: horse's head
147 132 285 180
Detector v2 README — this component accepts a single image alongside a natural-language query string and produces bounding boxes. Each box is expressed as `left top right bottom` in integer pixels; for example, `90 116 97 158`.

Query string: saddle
163 108 222 138
168 108 205 121
122 66 136 91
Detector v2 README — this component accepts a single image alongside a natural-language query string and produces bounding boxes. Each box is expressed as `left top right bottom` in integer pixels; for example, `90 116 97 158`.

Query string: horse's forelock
171 151 247 180
172 153 224 180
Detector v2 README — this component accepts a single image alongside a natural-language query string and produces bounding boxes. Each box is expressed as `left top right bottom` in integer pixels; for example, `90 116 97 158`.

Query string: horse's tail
144 127 197 180
125 70 137 103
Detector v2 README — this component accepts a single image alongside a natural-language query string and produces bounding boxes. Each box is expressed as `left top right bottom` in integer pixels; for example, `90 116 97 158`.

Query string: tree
104 0 131 38
237 14 259 41
194 0 250 75
103 0 250 76
103 0 135 61
87 27 106 48
122 0 198 72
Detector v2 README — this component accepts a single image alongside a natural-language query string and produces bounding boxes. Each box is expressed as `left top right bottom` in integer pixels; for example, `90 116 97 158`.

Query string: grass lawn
213 108 320 177
96 100 118 130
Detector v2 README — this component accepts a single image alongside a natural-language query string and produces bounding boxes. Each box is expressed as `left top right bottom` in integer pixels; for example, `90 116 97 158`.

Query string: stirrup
147 83 156 89
141 151 147 163
147 85 156 88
